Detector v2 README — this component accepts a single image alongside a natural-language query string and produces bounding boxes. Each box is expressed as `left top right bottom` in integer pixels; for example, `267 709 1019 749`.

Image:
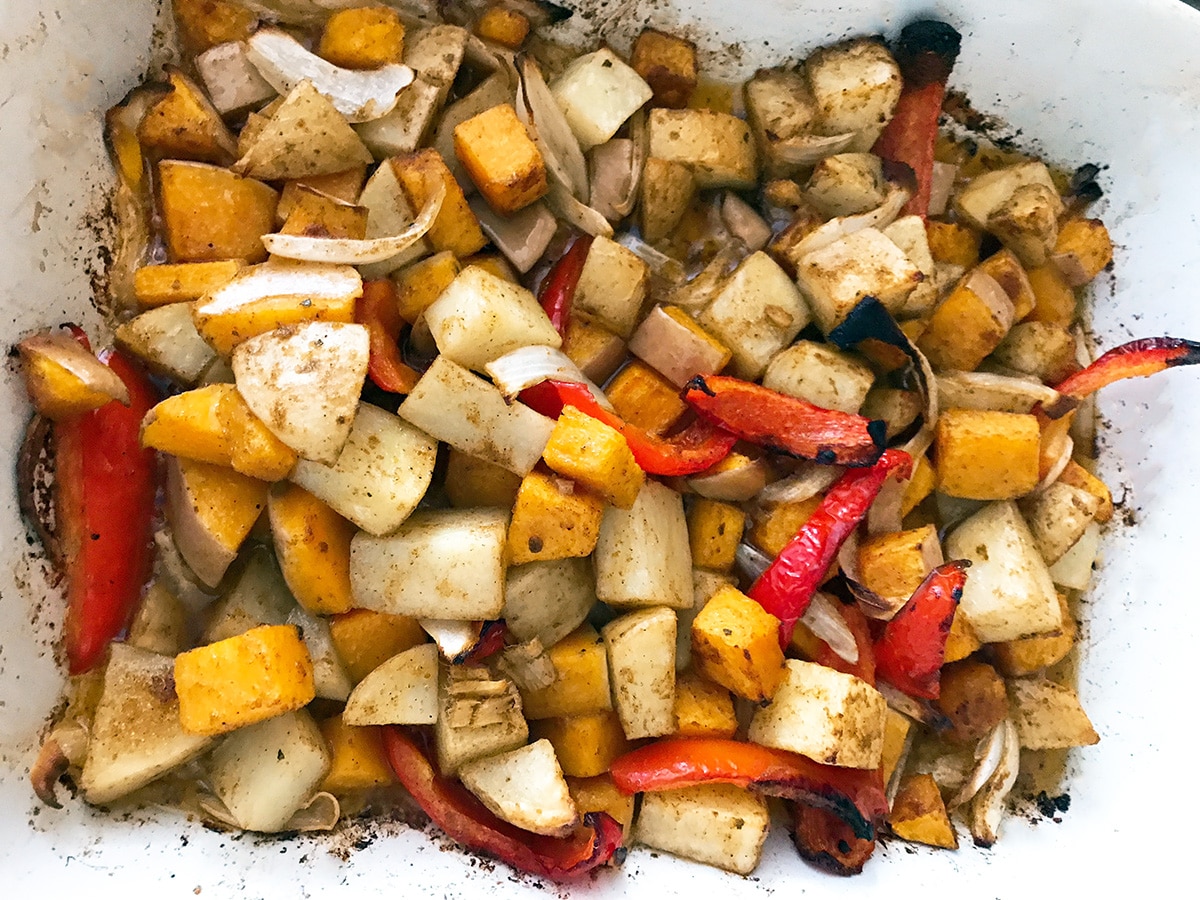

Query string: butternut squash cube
530 710 630 778
1024 262 1077 325
542 406 644 509
218 387 298 482
138 66 237 164
393 250 461 322
749 495 821 558
606 360 687 437
1052 217 1113 286
319 715 396 794
389 148 487 257
328 609 427 684
942 606 983 663
673 670 738 738
173 0 257 52
631 27 698 109
686 499 745 573
269 484 356 616
134 260 245 308
856 524 944 610
278 187 368 240
475 5 530 49
977 249 1036 322
454 104 548 215
318 6 406 69
508 470 606 565
445 448 522 509
889 773 958 849
691 585 785 702
925 220 981 268
567 774 635 838
520 625 613 720
991 592 1076 677
561 317 626 384
175 624 315 735
901 454 936 518
158 160 278 263
277 168 368 217
918 271 1015 372
141 384 232 466
934 408 1041 500
880 708 912 786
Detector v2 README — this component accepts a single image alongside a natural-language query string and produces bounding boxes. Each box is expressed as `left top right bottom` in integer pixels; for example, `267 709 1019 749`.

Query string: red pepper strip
520 379 737 476
609 738 886 841
459 620 507 666
812 601 877 685
749 449 913 647
791 801 877 876
874 560 969 700
356 279 421 394
872 20 963 218
539 235 593 336
57 348 159 674
1051 337 1200 400
683 375 886 467
381 726 622 880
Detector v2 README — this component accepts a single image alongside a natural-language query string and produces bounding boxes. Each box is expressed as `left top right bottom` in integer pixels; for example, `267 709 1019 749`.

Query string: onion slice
947 721 1007 810
792 182 911 259
773 131 857 167
546 182 613 238
757 461 843 506
616 233 686 284
484 347 611 408
735 541 773 584
968 719 1020 847
928 160 957 217
802 592 860 665
936 369 1063 414
517 55 589 201
262 181 445 264
246 27 415 123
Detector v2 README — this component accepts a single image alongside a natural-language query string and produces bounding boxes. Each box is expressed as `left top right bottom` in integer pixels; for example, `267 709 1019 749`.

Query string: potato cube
504 558 595 651
954 161 1061 231
748 659 887 768
630 28 698 109
542 406 644 509
673 670 738 738
639 157 696 243
686 499 745 573
268 484 355 616
194 40 276 117
749 495 821 558
445 448 522 509
603 607 677 739
531 710 630 778
1057 460 1113 523
551 48 654 150
761 340 874 413
138 66 237 164
992 321 1078 384
744 68 817 175
698 251 811 379
648 108 758 189
393 251 460 322
926 220 982 268
691 585 785 702
319 715 396 794
889 773 958 849
605 360 687 436
521 625 613 720
158 160 277 263
805 153 885 217
976 248 1036 322
628 304 731 388
572 235 649 338
508 470 606 565
805 38 902 136
1024 262 1078 325
134 260 244 309
935 408 1040 500
795 227 922 333
635 784 770 875
1019 480 1102 565
992 592 1076 676
318 6 405 69
328 608 427 684
278 187 368 240
454 104 548 215
562 316 627 384
595 480 693 610
459 739 578 836
389 149 487 257
475 5 530 49
1052 217 1113 286
567 775 635 837
1008 678 1099 750
175 624 315 735
988 182 1063 268
857 524 944 611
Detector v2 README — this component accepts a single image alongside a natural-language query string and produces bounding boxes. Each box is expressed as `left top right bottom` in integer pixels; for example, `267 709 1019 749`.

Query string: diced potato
1024 262 1078 326
319 714 396 795
953 161 1061 231
857 524 944 611
521 625 613 720
278 186 368 239
631 28 698 108
173 0 257 52
1008 678 1099 750
424 265 561 370
201 549 293 645
435 664 528 776
605 360 687 436
1057 460 1114 523
988 182 1063 268
175 624 315 735
795 227 922 333
595 480 693 610
1019 480 1102 566
550 48 653 150
343 643 438 726
992 592 1076 676
393 250 460 321
290 403 438 536
975 248 1036 322
287 604 353 703
503 558 596 649
476 5 530 49
445 448 522 509
318 6 405 69
691 584 785 702
194 40 276 117
562 316 627 384
648 108 758 189
935 408 1041 501
567 774 635 837
350 508 508 621
686 498 745 573
639 157 696 243
889 773 958 849
805 38 902 137
571 236 649 339
165 456 267 588
158 160 277 263
268 483 355 616
761 340 874 413
992 321 1078 384
805 153 885 217
635 784 770 875
469 197 557 273
629 304 732 388
329 608 427 684
884 215 940 317
454 103 548 215
743 67 817 175
134 260 244 309
943 500 1063 643
127 581 190 657
542 406 644 509
115 302 218 386
749 494 821 558
1052 217 1114 286
673 670 738 738
748 659 887 768
926 220 982 268
508 470 606 564
460 739 578 836
698 250 810 379
138 66 237 165
531 710 630 778
389 148 488 257
603 607 677 739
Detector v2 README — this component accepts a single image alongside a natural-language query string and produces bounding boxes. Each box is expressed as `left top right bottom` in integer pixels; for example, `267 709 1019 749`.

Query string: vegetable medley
18 0 1200 882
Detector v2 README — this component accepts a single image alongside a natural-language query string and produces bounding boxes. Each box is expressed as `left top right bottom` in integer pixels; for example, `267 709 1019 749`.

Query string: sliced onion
772 131 857 166
735 541 773 583
616 233 686 284
947 721 1007 810
285 791 341 832
17 332 131 409
262 180 444 264
1035 435 1074 494
936 369 1063 414
968 719 1020 847
928 160 958 218
420 618 484 662
791 182 910 259
757 461 842 506
517 55 589 201
588 139 636 223
866 470 906 535
613 108 648 219
246 28 415 123
801 592 859 665
688 457 771 502
546 181 613 238
884 720 916 806
484 347 611 408
240 1 362 25
876 680 952 731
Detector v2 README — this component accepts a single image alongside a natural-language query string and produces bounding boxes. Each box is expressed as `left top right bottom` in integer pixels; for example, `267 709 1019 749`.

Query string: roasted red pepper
749 449 912 645
792 802 877 876
872 20 963 218
609 737 886 840
381 726 622 880
520 379 736 476
459 620 508 666
56 347 159 674
356 279 421 394
1051 336 1200 400
682 375 886 467
539 235 593 336
875 560 969 700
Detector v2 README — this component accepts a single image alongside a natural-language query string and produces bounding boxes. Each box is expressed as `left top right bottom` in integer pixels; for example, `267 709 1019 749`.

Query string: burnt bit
1034 790 1071 818
683 375 715 398
893 20 962 87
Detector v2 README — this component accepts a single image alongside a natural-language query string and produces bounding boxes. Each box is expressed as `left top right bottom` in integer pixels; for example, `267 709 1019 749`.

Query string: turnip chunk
195 41 276 117
595 480 693 610
289 403 437 537
245 27 414 123
343 643 438 726
459 740 579 837
232 321 369 464
115 303 216 387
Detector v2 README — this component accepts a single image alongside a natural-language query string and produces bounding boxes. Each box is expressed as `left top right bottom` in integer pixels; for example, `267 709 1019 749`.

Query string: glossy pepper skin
748 449 913 646
538 235 593 336
520 379 736 476
682 375 887 468
609 737 887 841
356 279 421 394
1051 336 1200 400
56 346 159 674
875 560 969 699
381 726 623 880
792 803 877 876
